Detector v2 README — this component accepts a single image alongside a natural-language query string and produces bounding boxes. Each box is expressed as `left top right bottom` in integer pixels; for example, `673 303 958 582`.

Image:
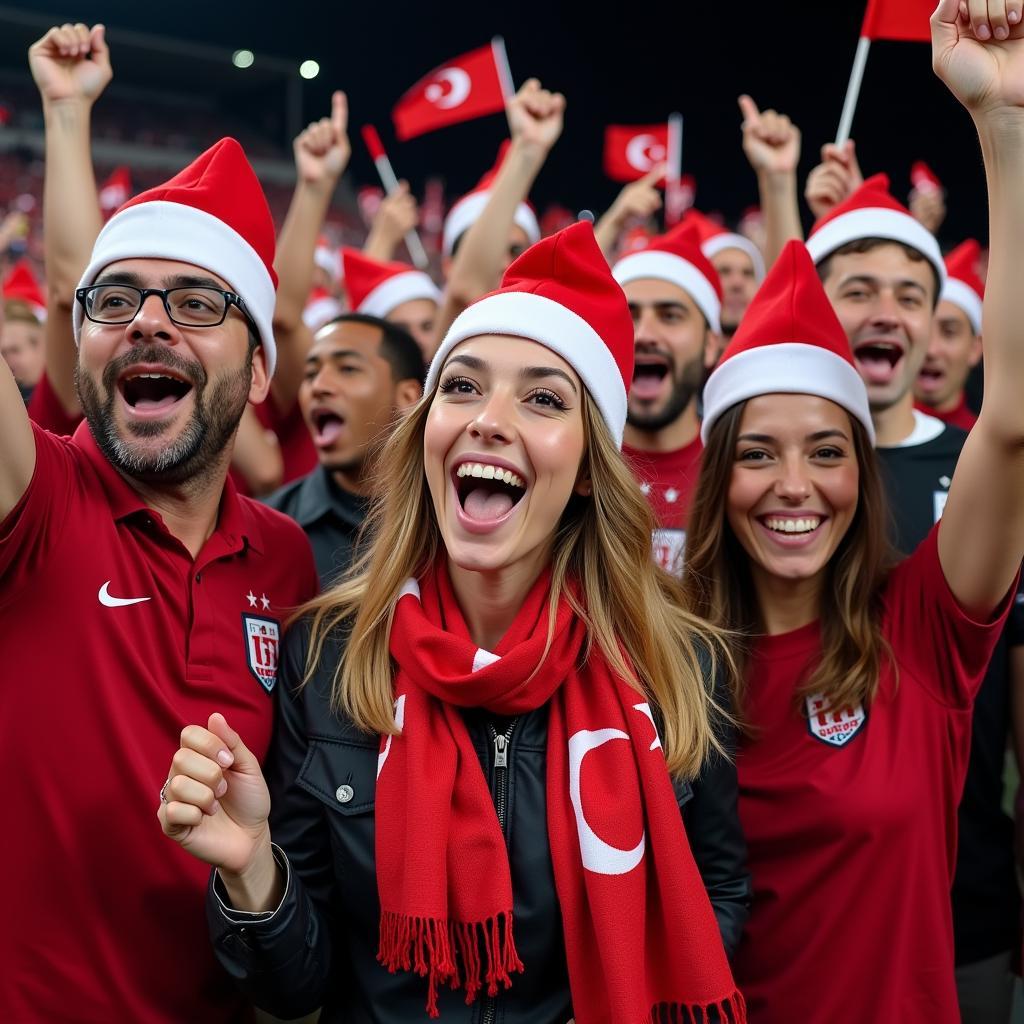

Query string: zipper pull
493 733 508 769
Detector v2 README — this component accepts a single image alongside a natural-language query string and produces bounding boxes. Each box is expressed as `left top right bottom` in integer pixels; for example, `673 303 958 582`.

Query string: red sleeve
27 372 83 436
0 423 77 604
883 523 1018 709
255 395 316 485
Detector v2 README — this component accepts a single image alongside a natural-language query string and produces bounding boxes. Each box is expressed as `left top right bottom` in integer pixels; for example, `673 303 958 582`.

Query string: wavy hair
300 385 732 779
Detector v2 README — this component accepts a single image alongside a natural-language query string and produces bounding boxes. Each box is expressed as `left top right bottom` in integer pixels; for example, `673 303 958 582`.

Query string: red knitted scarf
378 563 745 1023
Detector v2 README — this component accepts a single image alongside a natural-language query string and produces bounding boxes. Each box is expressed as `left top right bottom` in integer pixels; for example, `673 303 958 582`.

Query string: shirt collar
292 466 370 529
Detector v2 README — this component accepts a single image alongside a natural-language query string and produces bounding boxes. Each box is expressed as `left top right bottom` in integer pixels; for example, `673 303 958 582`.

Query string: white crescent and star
625 133 667 173
424 67 472 109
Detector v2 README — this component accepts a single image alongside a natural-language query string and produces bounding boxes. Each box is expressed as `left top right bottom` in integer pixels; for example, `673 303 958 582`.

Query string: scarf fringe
649 992 747 1024
377 909 525 1018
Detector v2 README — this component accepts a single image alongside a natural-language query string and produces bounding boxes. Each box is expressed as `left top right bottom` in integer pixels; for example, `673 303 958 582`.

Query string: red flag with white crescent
98 166 132 218
393 43 507 141
861 0 933 42
603 125 669 183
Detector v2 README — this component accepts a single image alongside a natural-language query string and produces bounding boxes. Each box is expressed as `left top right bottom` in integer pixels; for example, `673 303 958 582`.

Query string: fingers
967 0 993 37
331 89 348 135
207 713 261 775
515 78 565 119
164 771 222 816
737 94 760 125
181 722 235 769
158 799 202 837
639 161 667 187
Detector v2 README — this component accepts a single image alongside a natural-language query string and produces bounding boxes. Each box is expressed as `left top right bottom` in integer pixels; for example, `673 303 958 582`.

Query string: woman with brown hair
681 8 1024 1020
156 222 748 1023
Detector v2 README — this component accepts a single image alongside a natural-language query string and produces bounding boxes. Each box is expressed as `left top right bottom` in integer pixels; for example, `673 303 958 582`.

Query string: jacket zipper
481 719 517 1024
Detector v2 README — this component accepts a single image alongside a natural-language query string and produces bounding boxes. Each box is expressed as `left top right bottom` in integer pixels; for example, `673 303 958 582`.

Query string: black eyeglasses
75 284 249 328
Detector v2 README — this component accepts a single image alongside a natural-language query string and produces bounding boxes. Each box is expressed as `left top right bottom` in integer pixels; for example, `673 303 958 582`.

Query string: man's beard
627 350 705 434
77 344 252 487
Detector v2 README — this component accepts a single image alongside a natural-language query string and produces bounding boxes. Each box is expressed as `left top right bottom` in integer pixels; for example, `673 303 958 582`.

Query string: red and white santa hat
442 141 541 257
702 240 874 445
805 173 946 292
341 248 441 320
939 239 984 335
612 221 723 332
427 221 634 445
681 208 766 282
2 259 47 320
74 138 279 375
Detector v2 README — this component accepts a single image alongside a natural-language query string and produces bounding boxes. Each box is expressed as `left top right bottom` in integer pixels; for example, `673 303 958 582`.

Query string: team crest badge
805 694 867 748
242 615 280 693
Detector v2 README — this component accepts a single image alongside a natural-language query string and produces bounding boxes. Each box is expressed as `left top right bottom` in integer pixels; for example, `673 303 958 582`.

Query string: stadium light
299 60 320 80
232 49 255 69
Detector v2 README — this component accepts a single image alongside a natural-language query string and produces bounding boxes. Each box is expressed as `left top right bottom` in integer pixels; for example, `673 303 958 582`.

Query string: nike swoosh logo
98 581 151 608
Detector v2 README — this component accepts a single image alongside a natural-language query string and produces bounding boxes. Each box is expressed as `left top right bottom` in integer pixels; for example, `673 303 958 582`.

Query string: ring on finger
159 778 171 804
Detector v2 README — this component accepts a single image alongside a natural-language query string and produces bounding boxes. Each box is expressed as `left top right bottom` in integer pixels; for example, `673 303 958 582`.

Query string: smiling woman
159 222 751 1024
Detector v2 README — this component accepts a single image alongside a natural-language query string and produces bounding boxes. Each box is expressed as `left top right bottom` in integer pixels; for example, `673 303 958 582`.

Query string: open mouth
852 341 904 385
311 408 346 447
631 355 671 401
118 371 193 413
454 461 527 522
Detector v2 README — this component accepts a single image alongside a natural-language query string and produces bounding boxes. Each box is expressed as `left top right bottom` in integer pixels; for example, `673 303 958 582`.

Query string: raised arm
29 23 112 417
933 0 1024 615
363 181 420 263
593 164 664 261
271 91 350 411
438 79 565 336
738 95 803 268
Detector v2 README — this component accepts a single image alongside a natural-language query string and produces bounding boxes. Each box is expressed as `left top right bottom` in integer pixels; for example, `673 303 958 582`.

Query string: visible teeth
765 517 821 534
456 463 525 489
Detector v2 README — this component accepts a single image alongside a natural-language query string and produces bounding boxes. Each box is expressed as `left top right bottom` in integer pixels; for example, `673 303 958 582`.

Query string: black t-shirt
877 419 1022 965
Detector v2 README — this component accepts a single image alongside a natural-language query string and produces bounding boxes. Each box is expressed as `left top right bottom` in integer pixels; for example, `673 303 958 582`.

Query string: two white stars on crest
246 590 271 611
639 481 679 503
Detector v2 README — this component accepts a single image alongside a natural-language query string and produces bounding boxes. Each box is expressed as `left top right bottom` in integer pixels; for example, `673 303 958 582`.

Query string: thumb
90 24 110 66
207 713 259 774
737 93 760 126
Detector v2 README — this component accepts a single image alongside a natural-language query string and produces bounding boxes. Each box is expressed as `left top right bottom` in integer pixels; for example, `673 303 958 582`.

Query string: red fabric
810 172 910 237
623 437 704 573
734 526 1015 1022
718 240 853 370
944 238 985 300
98 165 132 216
603 124 669 183
680 208 730 247
393 44 507 141
862 0 934 42
2 258 46 310
341 247 435 311
120 138 277 289
380 564 744 1022
910 160 942 195
916 396 978 431
254 393 316 485
0 421 318 1022
641 222 724 302
26 371 83 436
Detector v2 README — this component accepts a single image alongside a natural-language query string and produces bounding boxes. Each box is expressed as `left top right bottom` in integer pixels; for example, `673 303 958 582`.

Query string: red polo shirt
0 421 318 1023
27 370 83 436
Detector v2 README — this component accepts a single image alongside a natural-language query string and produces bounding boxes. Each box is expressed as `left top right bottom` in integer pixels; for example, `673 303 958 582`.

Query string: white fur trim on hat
426 291 627 445
442 192 541 257
74 200 278 376
358 271 442 320
701 232 766 282
805 208 946 293
701 342 875 446
940 277 983 335
612 250 722 333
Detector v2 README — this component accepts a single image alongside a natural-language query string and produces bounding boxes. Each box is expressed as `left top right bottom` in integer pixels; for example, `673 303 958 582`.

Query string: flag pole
836 36 871 145
360 124 430 270
665 112 684 227
492 36 516 134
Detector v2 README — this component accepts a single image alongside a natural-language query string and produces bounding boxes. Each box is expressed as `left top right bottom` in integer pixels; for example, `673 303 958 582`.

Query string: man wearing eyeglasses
0 30 318 1021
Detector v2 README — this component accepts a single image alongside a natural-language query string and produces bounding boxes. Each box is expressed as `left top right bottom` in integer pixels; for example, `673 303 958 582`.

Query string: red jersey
915 396 977 432
623 436 703 573
734 526 1013 1022
27 370 83 436
0 422 318 1023
255 392 317 485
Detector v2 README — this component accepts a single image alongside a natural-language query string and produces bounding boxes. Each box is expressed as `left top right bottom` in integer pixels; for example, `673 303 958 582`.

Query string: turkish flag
98 166 132 217
861 0 933 42
393 44 507 141
603 125 669 183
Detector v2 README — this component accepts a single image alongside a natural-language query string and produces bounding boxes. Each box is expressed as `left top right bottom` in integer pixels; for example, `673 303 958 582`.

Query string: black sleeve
1005 575 1024 649
206 619 338 1018
681 657 752 961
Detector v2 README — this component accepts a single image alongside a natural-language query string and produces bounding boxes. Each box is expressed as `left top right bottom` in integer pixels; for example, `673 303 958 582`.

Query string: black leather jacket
208 621 750 1023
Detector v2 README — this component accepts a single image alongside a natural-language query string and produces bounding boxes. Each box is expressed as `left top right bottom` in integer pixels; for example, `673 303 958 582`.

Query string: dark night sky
7 1 989 246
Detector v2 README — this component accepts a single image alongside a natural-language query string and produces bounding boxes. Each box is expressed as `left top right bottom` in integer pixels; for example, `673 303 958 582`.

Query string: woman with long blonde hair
157 223 748 1024
681 11 1024 1019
